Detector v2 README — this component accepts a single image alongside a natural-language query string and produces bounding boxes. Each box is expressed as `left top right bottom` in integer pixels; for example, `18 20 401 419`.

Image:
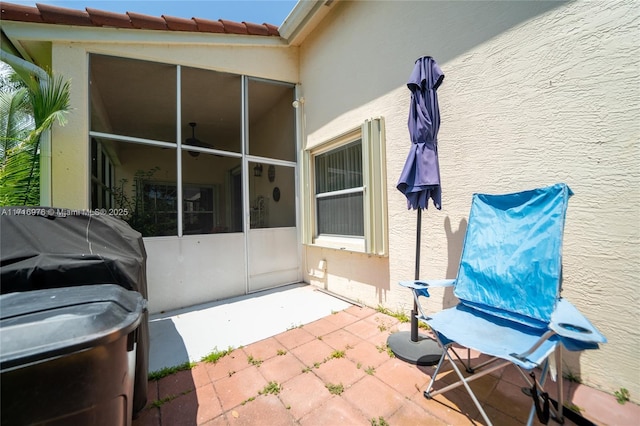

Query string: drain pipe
0 50 52 207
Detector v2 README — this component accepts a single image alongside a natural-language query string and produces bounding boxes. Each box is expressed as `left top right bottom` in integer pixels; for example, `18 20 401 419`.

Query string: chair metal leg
555 348 564 423
424 347 496 426
524 351 565 425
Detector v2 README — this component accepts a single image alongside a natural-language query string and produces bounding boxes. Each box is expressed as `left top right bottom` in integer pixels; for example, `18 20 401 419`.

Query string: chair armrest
399 280 455 319
550 299 607 344
399 279 455 291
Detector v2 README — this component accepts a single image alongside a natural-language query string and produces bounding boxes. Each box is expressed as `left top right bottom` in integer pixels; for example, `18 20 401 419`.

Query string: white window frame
303 117 388 255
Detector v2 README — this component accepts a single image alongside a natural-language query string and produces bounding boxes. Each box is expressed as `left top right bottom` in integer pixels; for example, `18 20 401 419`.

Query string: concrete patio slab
147 283 351 372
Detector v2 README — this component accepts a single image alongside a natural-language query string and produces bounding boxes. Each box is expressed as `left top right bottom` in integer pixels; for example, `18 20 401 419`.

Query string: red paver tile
386 399 448 426
303 317 342 337
195 383 225 424
363 312 400 330
314 357 366 389
344 305 376 319
273 327 316 351
342 374 406 419
132 406 160 426
344 317 385 340
289 338 335 367
413 388 481 425
200 413 230 425
192 363 213 389
485 376 538 424
258 352 306 384
321 328 362 351
481 403 531 426
323 310 360 328
347 339 395 369
279 370 331 420
132 380 160 426
160 385 223 425
146 380 159 405
375 358 431 397
299 395 370 426
205 348 249 382
242 337 284 363
158 368 197 399
159 390 199 425
570 382 640 426
225 394 295 425
213 366 268 412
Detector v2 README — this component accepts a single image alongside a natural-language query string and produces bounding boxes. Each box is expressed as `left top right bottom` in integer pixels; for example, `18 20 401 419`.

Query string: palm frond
0 88 33 160
0 65 71 206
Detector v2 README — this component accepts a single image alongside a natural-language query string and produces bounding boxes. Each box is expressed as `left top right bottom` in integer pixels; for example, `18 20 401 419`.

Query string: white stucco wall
299 0 639 399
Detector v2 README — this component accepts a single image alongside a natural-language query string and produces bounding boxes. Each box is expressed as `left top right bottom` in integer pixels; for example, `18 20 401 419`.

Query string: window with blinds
304 118 388 255
315 141 364 237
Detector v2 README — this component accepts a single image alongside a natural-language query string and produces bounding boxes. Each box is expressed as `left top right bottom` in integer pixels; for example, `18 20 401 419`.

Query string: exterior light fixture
253 164 263 177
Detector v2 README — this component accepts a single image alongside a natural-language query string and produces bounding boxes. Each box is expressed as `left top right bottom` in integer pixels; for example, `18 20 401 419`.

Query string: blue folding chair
402 184 606 425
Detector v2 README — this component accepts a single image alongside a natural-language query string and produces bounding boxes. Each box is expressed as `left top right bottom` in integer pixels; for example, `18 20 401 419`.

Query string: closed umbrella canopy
397 56 444 210
387 57 445 365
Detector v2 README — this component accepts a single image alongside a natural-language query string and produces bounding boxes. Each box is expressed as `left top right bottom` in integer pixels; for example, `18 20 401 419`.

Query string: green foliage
371 417 389 426
201 346 234 364
148 361 196 381
259 381 281 395
615 388 630 404
325 382 344 395
376 305 410 323
0 63 70 206
247 355 263 367
329 349 345 359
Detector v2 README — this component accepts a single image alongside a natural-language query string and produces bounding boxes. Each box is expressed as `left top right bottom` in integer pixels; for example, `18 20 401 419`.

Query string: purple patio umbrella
397 56 444 210
388 56 444 366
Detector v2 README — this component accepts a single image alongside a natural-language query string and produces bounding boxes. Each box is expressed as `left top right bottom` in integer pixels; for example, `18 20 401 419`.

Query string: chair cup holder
558 323 591 334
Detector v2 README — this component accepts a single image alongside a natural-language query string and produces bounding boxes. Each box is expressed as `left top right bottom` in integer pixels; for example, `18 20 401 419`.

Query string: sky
8 0 299 26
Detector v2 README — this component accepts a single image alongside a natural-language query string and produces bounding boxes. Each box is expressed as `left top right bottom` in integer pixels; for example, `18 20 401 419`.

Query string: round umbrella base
387 331 442 366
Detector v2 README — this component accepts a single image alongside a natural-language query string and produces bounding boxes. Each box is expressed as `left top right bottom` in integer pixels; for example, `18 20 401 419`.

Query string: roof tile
0 1 280 37
264 23 279 37
243 21 270 37
86 7 132 29
218 19 248 35
162 15 198 32
192 17 225 34
37 2 93 27
126 11 168 31
0 2 43 23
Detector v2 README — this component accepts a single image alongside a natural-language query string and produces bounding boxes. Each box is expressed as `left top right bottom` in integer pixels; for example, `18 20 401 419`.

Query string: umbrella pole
411 208 422 342
386 206 442 365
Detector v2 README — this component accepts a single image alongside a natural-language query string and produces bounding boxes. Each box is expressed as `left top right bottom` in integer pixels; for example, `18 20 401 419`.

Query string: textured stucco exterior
299 0 639 400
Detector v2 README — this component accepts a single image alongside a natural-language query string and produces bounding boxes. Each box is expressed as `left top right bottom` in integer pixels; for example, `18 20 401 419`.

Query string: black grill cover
0 207 149 415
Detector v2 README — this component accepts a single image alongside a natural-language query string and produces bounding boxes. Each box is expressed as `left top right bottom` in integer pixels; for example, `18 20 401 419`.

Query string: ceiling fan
185 122 212 157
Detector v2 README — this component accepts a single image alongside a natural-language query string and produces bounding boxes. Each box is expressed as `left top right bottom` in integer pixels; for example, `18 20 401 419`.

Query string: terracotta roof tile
86 7 132 29
218 19 248 35
162 14 198 32
192 17 225 34
264 23 279 37
127 11 167 30
0 2 43 23
243 21 270 36
0 1 280 37
37 2 93 26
